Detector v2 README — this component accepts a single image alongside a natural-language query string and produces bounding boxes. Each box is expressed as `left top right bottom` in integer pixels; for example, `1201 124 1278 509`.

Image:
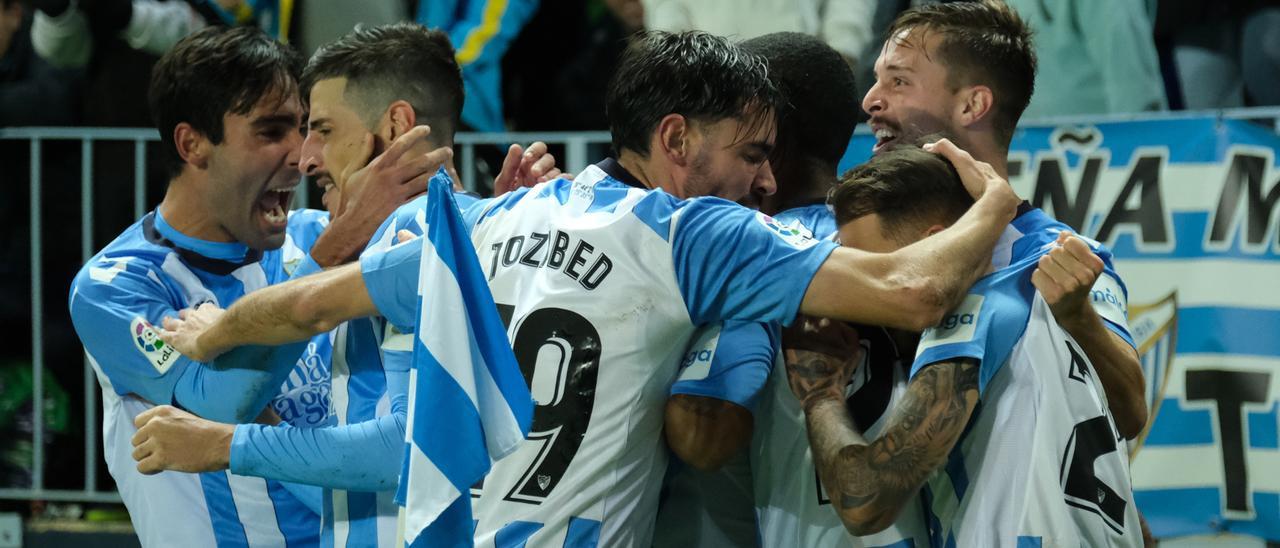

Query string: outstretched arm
161 261 377 362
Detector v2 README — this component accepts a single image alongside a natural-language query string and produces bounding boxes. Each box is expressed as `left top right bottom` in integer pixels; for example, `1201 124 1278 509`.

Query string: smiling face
862 28 964 155
300 77 375 215
202 87 305 250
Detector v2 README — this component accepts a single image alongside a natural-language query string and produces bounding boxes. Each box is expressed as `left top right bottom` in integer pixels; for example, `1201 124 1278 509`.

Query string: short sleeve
909 268 1035 396
670 199 838 326
359 238 423 332
669 321 779 413
68 257 194 404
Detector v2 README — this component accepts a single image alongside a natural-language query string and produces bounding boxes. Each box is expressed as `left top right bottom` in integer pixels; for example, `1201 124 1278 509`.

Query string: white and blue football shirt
68 208 332 547
227 170 481 548
360 159 839 547
911 241 1142 547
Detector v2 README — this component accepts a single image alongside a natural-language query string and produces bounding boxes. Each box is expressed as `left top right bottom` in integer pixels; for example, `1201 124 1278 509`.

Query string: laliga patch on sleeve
677 324 723 382
754 212 820 250
915 294 985 358
130 317 181 374
1089 273 1129 331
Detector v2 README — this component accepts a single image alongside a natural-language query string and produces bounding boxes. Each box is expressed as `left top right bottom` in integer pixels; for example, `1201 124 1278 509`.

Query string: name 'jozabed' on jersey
359 160 837 547
909 244 1143 547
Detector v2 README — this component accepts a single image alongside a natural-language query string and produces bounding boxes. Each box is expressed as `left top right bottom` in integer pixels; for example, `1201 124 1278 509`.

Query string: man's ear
922 223 948 239
655 113 693 166
381 100 417 143
173 122 211 169
957 85 994 128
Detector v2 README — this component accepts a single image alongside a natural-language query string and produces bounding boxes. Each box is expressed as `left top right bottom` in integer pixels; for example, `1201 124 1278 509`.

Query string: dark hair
605 30 782 157
887 0 1036 145
301 22 463 142
741 32 858 173
148 26 302 177
831 146 973 244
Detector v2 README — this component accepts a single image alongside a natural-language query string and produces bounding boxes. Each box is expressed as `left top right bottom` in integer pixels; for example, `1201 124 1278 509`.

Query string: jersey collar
594 158 649 190
146 210 263 275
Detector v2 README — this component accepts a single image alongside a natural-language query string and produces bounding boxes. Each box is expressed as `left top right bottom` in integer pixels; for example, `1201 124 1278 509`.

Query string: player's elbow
887 272 949 331
289 282 342 335
663 397 751 472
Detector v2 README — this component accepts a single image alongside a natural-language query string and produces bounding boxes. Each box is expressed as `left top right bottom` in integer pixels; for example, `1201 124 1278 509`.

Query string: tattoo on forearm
808 359 979 529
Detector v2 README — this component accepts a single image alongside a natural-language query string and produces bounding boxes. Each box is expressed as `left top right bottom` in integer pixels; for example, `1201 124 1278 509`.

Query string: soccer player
861 0 1147 437
152 31 1022 547
788 145 1142 546
127 23 558 548
67 26 336 546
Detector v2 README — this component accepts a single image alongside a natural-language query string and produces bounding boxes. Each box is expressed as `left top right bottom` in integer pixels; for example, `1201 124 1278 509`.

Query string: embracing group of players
69 0 1152 546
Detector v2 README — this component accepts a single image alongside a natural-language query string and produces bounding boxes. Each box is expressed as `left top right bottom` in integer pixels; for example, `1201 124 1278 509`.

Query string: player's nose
753 160 777 197
299 133 323 176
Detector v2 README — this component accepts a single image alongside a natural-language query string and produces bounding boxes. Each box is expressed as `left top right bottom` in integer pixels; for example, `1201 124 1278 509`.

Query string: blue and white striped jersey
68 208 332 547
912 236 1142 547
361 159 838 547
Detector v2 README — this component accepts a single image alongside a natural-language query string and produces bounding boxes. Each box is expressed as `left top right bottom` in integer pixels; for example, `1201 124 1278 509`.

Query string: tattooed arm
785 316 980 535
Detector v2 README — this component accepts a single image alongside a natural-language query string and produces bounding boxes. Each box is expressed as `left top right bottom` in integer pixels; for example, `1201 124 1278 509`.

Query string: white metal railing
1 108 1277 504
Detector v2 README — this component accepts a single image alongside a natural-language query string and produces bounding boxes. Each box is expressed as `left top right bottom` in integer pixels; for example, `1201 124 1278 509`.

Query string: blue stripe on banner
265 480 319 548
564 516 601 548
494 520 543 548
1135 488 1224 537
411 344 491 490
1232 493 1280 540
1144 400 1214 445
1249 402 1279 450
199 472 250 548
1102 212 1280 262
1176 307 1280 358
343 491 377 547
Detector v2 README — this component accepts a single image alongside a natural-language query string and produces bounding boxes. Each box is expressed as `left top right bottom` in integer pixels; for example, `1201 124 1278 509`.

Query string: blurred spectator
296 0 406 56
0 0 81 126
1159 0 1280 108
1006 0 1167 119
417 0 540 132
644 0 875 70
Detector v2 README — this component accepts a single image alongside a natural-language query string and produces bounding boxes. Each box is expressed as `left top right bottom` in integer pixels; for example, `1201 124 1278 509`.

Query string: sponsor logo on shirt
916 294 985 357
755 212 820 250
131 317 181 374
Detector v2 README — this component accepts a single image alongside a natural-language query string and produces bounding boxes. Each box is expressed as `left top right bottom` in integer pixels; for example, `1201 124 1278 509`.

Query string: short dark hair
831 146 973 245
605 30 782 157
301 22 463 142
148 26 302 177
888 0 1036 145
741 32 858 173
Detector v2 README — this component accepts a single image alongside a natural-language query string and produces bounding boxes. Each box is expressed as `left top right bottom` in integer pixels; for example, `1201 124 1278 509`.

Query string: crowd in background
1 0 1278 132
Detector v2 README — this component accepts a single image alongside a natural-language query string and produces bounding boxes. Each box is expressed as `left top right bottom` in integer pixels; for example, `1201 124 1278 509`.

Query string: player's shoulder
70 217 177 303
1011 206 1115 265
772 203 837 240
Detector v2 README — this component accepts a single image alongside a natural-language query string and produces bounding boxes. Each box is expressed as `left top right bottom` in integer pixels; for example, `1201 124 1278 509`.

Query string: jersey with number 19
406 159 837 547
